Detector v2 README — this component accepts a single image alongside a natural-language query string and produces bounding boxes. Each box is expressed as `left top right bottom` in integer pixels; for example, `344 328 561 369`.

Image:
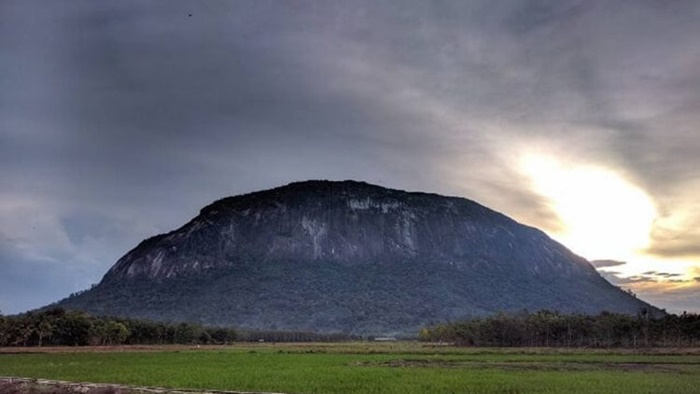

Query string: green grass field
1 343 699 393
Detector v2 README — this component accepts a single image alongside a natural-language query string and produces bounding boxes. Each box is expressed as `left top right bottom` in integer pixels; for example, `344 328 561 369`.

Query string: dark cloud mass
1 0 699 314
600 270 691 284
591 260 627 268
599 272 656 285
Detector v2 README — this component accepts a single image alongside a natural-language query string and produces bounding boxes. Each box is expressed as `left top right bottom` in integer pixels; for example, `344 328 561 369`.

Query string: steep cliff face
60 180 659 334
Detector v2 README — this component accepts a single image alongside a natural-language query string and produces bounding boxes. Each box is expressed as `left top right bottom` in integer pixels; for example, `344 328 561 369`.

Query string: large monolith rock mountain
58 180 659 335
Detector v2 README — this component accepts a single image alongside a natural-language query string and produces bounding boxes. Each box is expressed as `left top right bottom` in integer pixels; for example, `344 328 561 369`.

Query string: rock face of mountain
59 180 659 335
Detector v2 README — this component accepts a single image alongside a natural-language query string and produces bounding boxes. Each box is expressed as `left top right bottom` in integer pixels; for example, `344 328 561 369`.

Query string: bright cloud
519 154 657 261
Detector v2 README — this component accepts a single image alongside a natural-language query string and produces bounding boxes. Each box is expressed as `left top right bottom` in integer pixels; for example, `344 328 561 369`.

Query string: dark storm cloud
642 272 682 278
2 0 699 313
599 272 656 285
591 260 627 268
600 270 692 286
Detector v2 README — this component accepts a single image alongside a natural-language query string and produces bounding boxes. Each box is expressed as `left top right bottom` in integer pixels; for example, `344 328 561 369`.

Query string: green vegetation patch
354 357 694 373
1 344 699 394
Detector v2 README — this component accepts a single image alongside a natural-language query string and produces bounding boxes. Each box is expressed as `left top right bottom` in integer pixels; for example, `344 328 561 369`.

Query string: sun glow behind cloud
517 153 698 313
519 154 657 263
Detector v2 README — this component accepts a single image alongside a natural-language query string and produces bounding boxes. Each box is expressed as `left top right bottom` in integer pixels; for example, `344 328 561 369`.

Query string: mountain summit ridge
59 180 660 334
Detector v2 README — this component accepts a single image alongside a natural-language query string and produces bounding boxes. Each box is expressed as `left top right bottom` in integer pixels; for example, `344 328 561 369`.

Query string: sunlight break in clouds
519 154 657 262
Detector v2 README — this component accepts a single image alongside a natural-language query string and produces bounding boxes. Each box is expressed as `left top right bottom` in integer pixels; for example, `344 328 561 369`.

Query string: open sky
1 0 699 315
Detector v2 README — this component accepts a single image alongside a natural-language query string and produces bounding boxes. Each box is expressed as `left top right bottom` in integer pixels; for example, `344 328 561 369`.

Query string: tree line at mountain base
2 308 698 347
419 310 700 347
0 308 237 347
0 308 358 347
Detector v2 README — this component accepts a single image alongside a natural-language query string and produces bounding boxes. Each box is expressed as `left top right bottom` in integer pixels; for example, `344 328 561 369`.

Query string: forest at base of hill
419 310 700 347
0 308 358 347
2 308 698 347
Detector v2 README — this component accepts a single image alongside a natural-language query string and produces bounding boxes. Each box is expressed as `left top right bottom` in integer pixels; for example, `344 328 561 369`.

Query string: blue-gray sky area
1 0 699 315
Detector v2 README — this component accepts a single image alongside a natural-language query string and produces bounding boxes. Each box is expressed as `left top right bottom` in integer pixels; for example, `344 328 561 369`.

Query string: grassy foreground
0 343 698 394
